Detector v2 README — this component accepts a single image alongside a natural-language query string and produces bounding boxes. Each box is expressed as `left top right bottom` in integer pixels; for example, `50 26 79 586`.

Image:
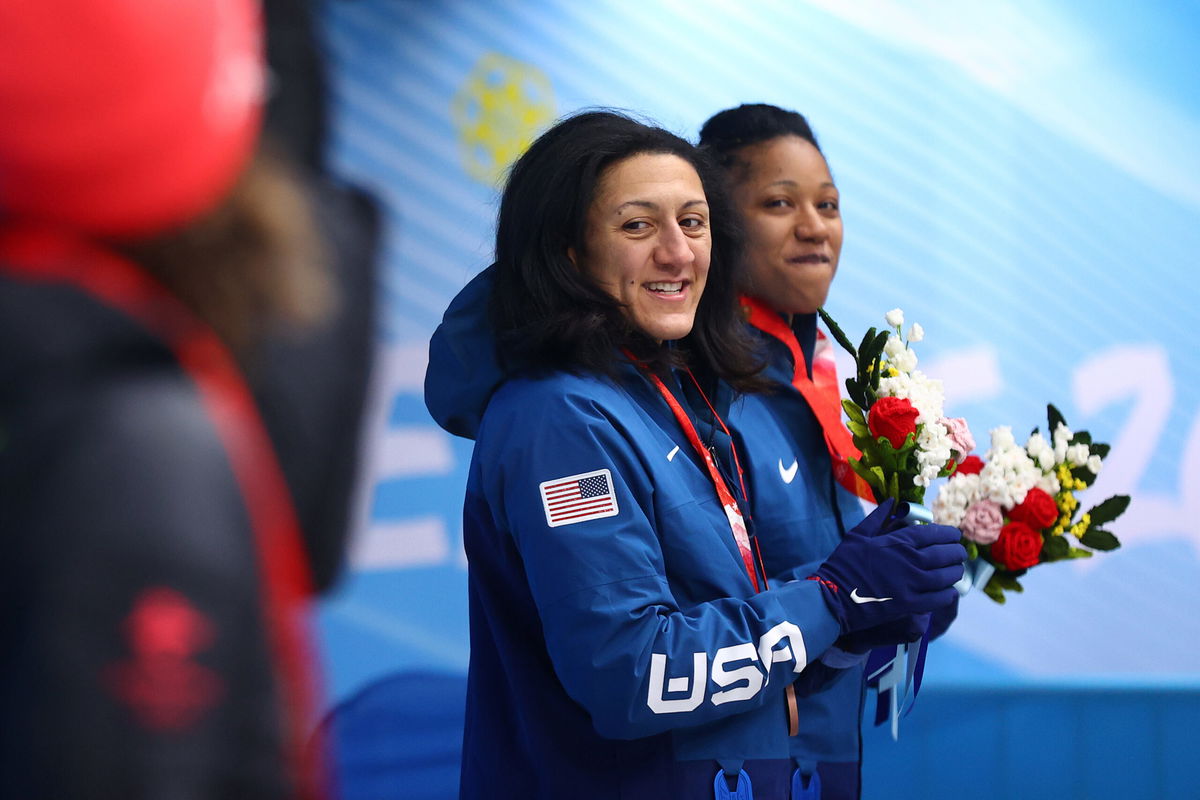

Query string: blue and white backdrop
315 0 1200 717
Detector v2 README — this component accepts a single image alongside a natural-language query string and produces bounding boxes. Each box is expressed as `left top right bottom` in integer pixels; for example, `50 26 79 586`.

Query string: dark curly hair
491 109 764 389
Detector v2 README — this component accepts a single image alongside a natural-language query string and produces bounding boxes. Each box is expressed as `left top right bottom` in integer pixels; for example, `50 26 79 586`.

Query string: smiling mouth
645 281 685 295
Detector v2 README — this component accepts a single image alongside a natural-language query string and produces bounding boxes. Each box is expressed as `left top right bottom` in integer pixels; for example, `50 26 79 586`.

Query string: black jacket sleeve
1 372 293 800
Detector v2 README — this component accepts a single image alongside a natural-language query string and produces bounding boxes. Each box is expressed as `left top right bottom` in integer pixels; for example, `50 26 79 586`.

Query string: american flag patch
539 469 619 527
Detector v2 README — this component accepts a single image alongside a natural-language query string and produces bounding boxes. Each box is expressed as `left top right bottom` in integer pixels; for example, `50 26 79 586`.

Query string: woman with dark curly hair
426 110 964 799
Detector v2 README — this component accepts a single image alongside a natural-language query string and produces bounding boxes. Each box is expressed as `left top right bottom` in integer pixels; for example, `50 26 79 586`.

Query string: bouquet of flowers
817 307 975 506
931 404 1129 603
818 307 977 738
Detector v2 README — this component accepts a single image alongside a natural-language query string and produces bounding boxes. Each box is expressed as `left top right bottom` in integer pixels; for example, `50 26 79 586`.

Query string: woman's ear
566 246 578 267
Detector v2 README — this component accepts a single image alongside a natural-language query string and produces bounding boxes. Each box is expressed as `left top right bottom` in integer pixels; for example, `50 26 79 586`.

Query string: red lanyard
625 351 763 592
741 295 875 503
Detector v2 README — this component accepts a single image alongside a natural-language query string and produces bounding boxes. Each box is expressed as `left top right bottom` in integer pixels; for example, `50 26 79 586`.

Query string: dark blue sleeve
0 378 291 799
477 383 842 740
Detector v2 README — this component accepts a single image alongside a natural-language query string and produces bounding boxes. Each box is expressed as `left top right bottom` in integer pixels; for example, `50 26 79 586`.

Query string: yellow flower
1070 513 1092 538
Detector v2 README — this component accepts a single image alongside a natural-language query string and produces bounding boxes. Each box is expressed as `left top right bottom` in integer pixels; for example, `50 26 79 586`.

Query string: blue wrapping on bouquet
863 501 937 740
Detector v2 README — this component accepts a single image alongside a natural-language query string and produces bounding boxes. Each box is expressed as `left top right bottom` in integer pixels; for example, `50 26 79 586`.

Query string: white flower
991 426 1016 451
1067 443 1091 466
1052 424 1073 462
1087 454 1103 475
885 308 904 328
914 423 953 486
908 322 924 343
884 335 906 358
878 370 944 424
976 426 1041 507
933 473 982 527
1025 432 1055 472
1036 472 1062 495
891 347 918 374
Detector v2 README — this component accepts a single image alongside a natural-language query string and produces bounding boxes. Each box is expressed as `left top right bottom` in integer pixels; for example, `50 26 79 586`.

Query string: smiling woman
487 110 759 384
573 152 711 343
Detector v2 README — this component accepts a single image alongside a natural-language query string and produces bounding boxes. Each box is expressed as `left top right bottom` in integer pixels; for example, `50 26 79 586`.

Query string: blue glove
835 613 930 655
928 593 959 641
809 499 966 633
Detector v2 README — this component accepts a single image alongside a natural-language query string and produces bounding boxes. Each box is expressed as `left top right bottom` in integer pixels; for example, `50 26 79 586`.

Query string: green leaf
963 540 979 560
847 420 870 439
1071 430 1093 446
1087 495 1131 527
1067 547 1094 559
867 331 889 391
887 470 900 503
1042 535 1070 562
987 572 1026 601
1092 443 1111 459
856 329 878 392
817 307 858 359
1080 528 1121 551
851 433 875 454
869 466 886 487
849 459 883 500
982 578 1007 604
1070 466 1097 486
1047 403 1067 433
843 377 859 405
842 399 866 425
856 326 878 362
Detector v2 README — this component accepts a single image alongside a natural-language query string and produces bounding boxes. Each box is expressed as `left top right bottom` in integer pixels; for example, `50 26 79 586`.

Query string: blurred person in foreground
699 103 961 799
0 0 357 796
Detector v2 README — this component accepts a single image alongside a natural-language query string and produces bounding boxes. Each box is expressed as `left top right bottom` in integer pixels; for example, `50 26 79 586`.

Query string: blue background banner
313 1 1200 795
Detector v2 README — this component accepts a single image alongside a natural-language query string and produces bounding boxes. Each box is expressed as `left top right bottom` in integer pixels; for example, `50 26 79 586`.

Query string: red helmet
0 0 264 238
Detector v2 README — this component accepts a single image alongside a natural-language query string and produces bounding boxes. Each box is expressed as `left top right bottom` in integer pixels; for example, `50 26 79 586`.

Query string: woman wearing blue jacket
699 104 961 799
424 110 964 799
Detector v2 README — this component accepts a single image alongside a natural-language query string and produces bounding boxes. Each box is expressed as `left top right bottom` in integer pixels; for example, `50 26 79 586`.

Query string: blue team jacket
425 268 861 799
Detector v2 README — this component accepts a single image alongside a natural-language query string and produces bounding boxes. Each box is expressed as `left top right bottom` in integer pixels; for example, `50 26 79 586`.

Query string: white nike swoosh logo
778 458 798 484
850 588 893 604
667 445 680 462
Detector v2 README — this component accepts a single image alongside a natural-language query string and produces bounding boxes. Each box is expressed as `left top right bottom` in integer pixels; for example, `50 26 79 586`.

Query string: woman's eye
819 198 840 212
622 220 651 231
764 198 792 210
679 217 706 229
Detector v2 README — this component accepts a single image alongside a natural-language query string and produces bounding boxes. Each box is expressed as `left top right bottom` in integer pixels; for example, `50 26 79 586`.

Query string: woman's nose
794 207 828 242
655 222 695 267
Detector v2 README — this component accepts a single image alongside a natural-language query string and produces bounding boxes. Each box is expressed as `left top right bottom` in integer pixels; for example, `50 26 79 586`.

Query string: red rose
990 521 1043 570
956 455 985 475
1008 487 1058 530
868 396 919 449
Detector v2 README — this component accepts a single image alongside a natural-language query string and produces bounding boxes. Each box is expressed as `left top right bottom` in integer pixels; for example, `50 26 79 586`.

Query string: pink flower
961 499 1003 544
941 417 976 462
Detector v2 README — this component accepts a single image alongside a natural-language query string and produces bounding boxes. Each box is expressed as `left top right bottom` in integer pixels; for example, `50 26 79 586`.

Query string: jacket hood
424 264 507 440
